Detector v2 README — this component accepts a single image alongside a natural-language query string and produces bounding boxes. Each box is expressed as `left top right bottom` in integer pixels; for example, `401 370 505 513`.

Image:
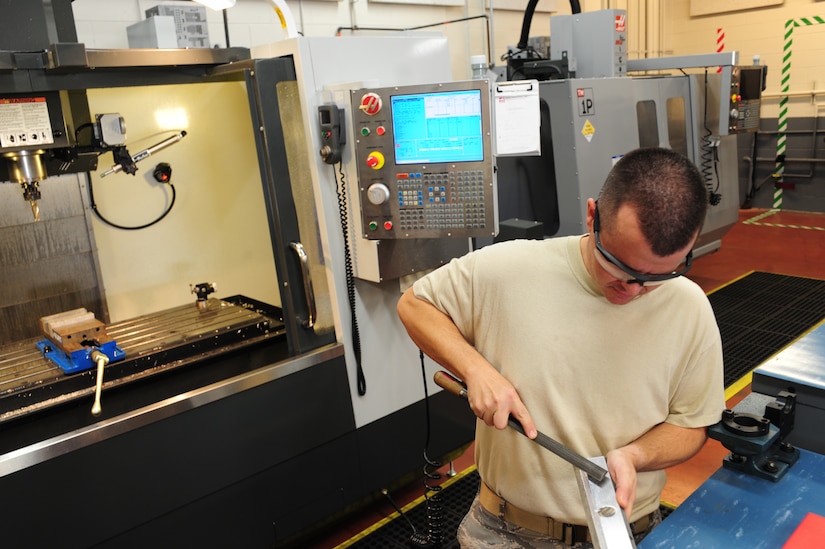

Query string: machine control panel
727 66 765 134
350 80 496 240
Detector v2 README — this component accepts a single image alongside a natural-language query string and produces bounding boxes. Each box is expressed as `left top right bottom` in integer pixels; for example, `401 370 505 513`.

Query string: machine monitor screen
738 67 765 101
390 89 484 165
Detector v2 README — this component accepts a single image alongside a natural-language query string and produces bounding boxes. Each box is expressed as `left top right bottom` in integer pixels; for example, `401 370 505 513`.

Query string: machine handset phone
318 104 346 165
319 101 365 394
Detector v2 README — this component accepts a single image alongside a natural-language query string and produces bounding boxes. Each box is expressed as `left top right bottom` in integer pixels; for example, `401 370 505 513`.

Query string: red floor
305 208 825 549
662 208 825 507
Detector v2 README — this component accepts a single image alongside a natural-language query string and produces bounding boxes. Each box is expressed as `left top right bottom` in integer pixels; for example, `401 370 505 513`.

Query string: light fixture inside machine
191 0 299 38
191 0 237 9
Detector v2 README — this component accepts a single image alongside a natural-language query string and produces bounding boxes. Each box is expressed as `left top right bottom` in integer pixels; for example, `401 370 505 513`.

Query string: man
397 147 725 548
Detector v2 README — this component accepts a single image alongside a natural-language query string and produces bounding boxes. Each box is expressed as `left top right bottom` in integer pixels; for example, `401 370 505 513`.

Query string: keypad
395 170 487 231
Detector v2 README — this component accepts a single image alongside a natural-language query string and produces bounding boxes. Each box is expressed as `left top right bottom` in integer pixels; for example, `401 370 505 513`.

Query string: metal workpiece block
575 456 637 549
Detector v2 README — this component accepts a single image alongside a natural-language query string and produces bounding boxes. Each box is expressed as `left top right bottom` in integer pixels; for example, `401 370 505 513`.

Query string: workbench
752 320 825 455
643 318 825 548
641 448 825 548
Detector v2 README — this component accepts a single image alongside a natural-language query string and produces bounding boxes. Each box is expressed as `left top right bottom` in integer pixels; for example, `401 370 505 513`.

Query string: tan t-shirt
413 235 725 524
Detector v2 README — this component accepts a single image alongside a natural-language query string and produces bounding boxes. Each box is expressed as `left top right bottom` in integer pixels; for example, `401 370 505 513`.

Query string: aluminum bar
627 52 738 72
575 456 637 549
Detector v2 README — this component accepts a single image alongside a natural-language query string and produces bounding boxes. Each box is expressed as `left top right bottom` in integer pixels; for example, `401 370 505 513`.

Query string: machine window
636 100 659 149
666 97 689 158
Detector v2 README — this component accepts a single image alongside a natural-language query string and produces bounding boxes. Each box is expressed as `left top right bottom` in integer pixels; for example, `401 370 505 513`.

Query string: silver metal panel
349 80 496 240
541 74 735 253
375 237 471 281
692 137 739 253
544 77 653 236
551 10 628 78
687 73 740 254
753 322 825 454
84 47 250 69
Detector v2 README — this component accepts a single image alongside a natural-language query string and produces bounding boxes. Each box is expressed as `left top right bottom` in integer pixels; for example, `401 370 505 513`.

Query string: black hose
87 173 176 231
517 0 581 50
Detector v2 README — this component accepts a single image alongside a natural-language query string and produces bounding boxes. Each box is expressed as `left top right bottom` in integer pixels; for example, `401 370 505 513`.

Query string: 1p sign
577 88 594 116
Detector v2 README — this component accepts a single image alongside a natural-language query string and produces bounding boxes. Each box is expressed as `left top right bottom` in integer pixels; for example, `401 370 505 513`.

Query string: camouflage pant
456 495 662 549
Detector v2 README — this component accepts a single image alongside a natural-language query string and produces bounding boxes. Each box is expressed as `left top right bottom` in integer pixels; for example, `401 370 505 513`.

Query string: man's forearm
397 287 486 380
621 422 708 472
397 288 539 435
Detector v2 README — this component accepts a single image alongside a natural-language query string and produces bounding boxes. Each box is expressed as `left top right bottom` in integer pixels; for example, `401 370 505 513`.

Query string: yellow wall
663 0 825 118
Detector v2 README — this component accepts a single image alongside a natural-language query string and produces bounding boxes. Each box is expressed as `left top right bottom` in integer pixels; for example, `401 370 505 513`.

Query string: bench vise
708 390 800 482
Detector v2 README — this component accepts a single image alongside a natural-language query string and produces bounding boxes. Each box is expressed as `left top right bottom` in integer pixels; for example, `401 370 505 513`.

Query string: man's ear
585 198 597 234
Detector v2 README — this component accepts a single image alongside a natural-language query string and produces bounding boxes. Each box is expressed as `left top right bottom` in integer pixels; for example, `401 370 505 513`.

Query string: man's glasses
593 203 692 287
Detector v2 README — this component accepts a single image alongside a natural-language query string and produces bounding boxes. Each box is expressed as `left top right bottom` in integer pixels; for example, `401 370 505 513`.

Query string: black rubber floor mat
708 272 825 387
346 468 675 548
346 469 480 549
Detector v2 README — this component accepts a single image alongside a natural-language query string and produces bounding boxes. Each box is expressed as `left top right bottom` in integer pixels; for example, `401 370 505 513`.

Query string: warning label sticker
0 97 55 149
581 120 595 143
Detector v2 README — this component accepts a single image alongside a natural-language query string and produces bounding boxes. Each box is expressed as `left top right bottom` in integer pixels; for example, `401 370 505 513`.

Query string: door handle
288 241 316 328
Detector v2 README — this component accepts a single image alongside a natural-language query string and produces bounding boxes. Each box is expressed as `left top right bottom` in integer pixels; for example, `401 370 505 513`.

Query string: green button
368 221 378 230
361 127 370 136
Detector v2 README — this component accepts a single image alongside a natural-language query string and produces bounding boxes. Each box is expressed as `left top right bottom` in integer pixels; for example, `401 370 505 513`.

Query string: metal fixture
708 391 800 481
191 282 218 311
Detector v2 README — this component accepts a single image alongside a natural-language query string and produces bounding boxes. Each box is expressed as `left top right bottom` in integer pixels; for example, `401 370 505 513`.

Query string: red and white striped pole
716 27 724 73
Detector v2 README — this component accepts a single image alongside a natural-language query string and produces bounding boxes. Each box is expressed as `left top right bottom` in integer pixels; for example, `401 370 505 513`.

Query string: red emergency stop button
366 151 385 170
359 93 382 115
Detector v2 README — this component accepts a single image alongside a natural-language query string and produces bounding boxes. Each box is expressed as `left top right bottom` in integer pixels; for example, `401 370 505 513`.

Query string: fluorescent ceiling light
192 0 237 10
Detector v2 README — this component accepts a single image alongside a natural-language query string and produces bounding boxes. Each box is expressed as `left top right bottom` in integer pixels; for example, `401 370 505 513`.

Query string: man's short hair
598 147 709 256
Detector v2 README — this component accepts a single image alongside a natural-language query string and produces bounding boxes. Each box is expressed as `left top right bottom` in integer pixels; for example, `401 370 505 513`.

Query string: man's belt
479 482 653 544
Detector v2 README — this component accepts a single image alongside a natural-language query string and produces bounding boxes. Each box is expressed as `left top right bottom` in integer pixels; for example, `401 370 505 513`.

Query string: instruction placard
0 97 55 149
493 80 540 156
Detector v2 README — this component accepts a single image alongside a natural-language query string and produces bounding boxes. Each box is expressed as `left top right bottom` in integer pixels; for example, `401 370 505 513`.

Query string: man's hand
605 447 638 519
466 367 537 439
605 422 708 520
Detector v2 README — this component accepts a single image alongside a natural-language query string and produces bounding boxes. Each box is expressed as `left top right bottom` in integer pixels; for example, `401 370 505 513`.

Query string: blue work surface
641 449 825 549
755 320 825 393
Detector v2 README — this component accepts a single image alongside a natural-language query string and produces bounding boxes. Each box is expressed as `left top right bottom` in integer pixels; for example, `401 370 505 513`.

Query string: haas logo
615 14 626 33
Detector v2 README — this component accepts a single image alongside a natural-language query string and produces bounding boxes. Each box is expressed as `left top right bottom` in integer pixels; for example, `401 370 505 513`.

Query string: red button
366 151 385 170
359 93 382 115
376 126 386 136
383 221 393 230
